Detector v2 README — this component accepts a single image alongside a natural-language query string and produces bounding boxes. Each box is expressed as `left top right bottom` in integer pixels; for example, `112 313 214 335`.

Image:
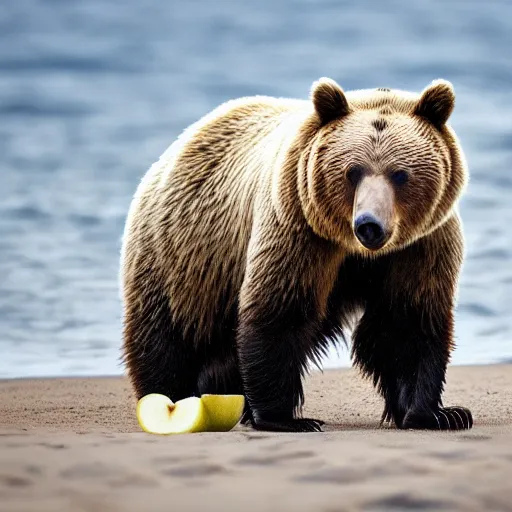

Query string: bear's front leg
353 215 473 431
236 214 339 433
237 310 324 433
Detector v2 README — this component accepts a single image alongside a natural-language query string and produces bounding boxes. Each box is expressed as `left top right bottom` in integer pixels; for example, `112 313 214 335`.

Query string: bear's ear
414 79 455 128
311 77 351 125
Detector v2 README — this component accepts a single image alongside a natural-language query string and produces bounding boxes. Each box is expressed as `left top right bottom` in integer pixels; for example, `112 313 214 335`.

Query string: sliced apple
201 394 245 432
136 394 207 434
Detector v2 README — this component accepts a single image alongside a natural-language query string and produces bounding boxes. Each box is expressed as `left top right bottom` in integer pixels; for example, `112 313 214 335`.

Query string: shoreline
2 359 510 382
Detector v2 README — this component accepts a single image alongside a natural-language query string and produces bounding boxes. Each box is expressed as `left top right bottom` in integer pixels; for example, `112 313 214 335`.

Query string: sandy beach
1 364 511 512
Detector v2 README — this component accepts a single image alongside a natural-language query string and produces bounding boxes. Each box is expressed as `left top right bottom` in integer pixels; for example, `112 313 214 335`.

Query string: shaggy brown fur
120 77 472 432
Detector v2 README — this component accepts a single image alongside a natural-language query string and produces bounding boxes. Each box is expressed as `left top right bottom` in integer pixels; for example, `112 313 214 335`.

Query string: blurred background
1 0 511 378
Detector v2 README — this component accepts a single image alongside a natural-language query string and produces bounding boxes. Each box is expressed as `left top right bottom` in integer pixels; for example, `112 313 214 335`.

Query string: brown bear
120 77 472 432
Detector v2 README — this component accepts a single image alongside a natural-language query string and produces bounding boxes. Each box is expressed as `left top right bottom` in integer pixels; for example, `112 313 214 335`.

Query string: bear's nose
354 214 387 250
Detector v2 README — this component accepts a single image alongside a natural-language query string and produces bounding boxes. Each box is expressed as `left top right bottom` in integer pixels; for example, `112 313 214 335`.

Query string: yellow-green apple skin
201 394 245 431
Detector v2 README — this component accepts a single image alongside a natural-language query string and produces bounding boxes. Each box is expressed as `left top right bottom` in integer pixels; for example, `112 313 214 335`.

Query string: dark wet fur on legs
348 237 472 431
122 269 200 402
236 282 333 433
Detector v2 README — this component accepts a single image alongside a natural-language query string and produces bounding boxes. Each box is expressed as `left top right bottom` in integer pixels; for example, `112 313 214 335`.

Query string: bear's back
123 96 311 338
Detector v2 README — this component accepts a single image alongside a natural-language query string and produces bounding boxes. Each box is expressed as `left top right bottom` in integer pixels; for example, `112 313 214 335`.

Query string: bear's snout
354 213 389 250
353 175 395 251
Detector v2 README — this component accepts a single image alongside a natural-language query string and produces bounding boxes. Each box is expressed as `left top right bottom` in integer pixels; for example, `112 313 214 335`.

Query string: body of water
1 0 511 378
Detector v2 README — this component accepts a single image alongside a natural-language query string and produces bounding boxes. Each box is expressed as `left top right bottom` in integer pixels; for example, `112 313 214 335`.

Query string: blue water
1 0 511 378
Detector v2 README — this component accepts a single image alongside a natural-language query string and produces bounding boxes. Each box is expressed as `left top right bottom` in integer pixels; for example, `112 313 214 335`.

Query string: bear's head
296 77 468 254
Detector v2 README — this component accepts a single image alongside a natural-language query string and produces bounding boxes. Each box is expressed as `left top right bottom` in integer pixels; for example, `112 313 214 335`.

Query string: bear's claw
402 406 473 430
251 418 324 433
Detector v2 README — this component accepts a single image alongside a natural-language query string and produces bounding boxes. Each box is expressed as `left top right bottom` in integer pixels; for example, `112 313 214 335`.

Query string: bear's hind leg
195 311 255 425
197 353 243 396
122 271 200 402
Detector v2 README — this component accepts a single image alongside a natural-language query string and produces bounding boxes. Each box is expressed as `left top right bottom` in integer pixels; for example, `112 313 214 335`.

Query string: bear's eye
346 164 364 186
390 170 409 186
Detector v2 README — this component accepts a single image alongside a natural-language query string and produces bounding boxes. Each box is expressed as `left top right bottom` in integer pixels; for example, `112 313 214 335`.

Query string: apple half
136 393 245 434
201 394 245 432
